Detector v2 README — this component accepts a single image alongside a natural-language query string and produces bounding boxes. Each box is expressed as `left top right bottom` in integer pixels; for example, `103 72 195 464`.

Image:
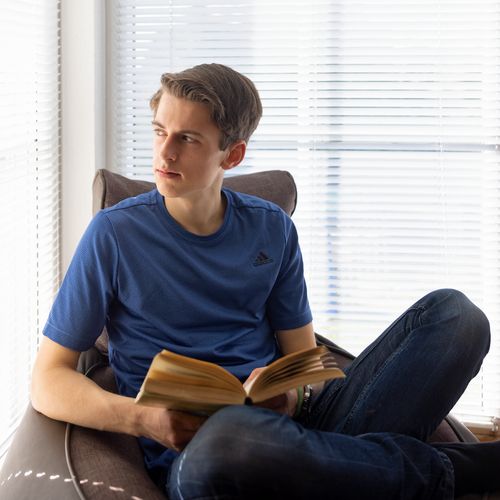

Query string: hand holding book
243 365 297 416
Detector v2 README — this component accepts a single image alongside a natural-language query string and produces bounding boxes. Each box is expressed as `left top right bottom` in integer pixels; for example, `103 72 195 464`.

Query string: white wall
60 0 106 272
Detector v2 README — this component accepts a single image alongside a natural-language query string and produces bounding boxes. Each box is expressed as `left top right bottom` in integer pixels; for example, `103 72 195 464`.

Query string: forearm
31 337 206 451
31 365 142 437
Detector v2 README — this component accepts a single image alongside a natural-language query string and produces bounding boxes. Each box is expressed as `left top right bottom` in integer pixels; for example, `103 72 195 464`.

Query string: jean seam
359 305 424 363
338 306 426 434
172 450 188 500
309 378 342 423
434 450 456 500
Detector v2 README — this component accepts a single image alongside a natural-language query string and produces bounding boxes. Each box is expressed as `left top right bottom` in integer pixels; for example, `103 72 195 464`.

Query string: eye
182 135 195 143
153 128 166 137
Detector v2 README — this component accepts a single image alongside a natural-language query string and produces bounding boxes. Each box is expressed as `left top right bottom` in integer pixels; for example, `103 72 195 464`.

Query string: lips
156 169 180 178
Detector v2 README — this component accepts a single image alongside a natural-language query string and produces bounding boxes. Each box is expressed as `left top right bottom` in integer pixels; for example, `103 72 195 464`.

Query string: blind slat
0 0 61 460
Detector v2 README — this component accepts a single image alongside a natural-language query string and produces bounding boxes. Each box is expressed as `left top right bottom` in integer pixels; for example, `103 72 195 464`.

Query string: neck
164 189 227 236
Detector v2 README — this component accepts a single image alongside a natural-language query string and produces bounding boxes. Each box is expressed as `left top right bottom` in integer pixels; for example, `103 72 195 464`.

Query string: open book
135 345 345 414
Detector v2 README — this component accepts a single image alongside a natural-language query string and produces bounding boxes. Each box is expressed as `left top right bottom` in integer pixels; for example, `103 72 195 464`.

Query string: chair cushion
92 169 297 216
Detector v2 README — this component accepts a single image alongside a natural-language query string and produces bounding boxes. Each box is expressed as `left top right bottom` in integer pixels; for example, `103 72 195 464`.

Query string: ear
221 141 246 171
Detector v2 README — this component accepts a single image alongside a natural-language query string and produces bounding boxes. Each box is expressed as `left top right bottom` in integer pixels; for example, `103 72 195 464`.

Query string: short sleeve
265 216 312 331
43 212 119 351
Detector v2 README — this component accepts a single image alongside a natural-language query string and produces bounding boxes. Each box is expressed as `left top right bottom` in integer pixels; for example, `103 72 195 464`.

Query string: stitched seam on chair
65 360 108 500
64 423 87 500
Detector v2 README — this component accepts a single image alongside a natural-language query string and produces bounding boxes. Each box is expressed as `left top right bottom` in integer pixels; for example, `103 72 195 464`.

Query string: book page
150 349 244 392
140 375 246 405
135 391 236 415
135 349 247 412
246 346 344 402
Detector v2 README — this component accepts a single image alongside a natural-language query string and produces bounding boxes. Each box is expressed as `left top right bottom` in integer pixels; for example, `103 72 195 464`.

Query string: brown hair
150 63 262 150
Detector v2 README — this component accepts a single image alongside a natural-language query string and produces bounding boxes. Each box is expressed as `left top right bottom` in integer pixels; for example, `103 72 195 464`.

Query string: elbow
30 361 53 416
29 337 82 419
30 366 44 413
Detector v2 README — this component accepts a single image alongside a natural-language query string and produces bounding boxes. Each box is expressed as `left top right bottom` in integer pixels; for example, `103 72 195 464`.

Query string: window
0 0 61 458
108 0 500 428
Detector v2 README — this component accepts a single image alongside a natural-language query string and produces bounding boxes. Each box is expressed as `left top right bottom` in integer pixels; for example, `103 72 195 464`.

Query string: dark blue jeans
166 289 490 499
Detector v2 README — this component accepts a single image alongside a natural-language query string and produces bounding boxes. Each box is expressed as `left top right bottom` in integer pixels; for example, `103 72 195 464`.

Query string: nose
159 135 177 162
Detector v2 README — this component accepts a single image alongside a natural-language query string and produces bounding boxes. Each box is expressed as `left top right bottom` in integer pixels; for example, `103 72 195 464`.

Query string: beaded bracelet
301 384 313 418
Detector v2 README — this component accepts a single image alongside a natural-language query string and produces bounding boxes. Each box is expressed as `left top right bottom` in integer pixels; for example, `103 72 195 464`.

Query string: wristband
293 386 304 418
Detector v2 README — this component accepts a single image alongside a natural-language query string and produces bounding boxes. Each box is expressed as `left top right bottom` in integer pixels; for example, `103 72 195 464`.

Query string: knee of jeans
190 406 272 459
429 288 490 354
197 405 264 442
169 406 275 496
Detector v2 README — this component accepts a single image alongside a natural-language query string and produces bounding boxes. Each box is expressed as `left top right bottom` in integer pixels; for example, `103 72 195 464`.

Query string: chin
156 184 179 199
154 174 175 195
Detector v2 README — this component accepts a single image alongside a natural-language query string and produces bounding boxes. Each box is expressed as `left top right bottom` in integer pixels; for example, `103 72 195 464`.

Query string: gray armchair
0 169 488 500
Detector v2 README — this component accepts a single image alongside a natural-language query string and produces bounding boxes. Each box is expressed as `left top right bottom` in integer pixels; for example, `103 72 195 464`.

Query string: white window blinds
108 0 500 426
0 0 61 458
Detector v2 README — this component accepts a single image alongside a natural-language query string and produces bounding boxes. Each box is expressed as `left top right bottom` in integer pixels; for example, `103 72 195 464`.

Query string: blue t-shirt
43 187 312 476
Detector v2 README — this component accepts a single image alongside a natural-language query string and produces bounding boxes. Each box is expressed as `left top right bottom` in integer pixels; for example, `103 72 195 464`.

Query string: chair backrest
91 168 298 354
92 168 298 215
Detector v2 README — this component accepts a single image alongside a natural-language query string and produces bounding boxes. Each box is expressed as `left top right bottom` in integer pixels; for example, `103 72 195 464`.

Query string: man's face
152 91 229 200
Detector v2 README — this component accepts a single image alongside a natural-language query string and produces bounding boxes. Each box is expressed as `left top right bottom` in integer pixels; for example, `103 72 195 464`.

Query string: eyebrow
151 120 204 138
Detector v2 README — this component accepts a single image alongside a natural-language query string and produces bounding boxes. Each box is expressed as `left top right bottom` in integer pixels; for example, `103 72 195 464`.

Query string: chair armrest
0 404 81 500
0 345 108 499
1 349 166 500
68 422 166 499
68 363 167 499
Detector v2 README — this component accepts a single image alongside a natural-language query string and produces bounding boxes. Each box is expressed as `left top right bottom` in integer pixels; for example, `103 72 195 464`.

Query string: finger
254 394 288 413
244 367 266 384
168 409 207 427
259 394 287 407
166 418 204 451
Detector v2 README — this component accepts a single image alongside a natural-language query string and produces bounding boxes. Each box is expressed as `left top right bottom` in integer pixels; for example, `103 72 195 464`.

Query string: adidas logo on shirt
253 251 274 267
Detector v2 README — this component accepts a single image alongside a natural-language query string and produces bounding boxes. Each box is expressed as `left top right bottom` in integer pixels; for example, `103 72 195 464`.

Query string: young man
32 63 499 499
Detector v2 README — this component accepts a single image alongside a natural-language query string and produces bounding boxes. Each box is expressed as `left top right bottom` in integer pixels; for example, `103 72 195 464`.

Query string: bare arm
275 321 316 354
276 321 325 393
31 337 205 451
